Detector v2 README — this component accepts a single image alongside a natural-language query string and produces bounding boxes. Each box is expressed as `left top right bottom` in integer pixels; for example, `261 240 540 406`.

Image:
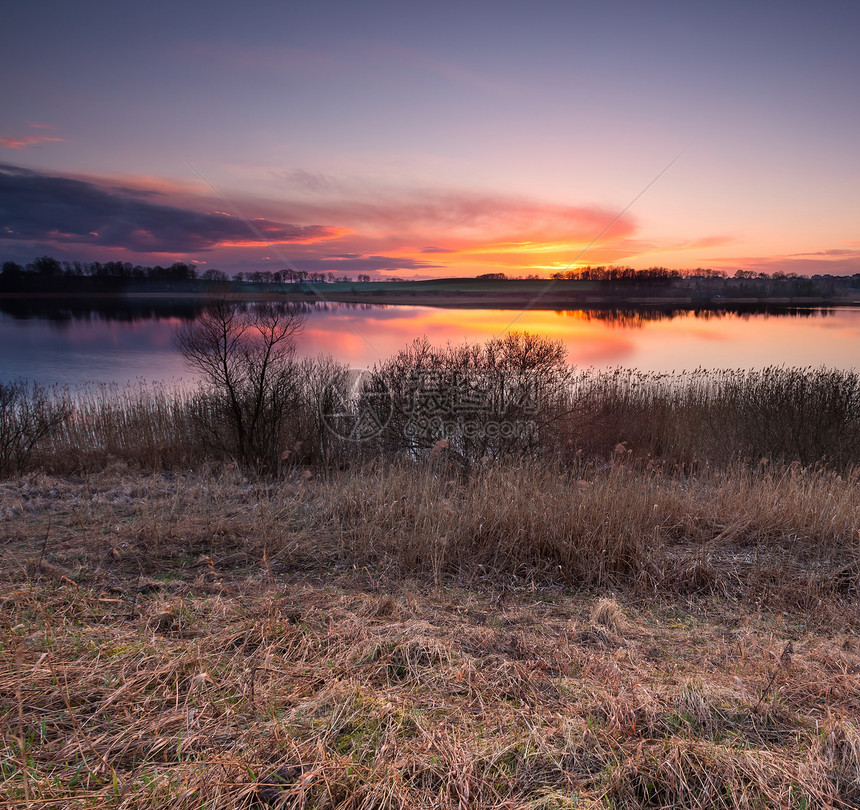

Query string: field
2 459 859 809
1 352 860 808
259 277 860 309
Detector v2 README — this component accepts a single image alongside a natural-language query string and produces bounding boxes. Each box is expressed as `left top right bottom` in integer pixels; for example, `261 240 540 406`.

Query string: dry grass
4 363 858 477
589 598 627 634
1 464 859 808
562 366 860 468
3 345 857 806
311 460 859 599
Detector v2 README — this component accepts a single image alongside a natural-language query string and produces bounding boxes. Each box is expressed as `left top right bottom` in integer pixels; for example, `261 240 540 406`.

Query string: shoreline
2 289 859 310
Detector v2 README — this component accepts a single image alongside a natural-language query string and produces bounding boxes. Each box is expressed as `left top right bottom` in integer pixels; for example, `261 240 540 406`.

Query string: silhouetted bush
363 332 574 474
176 298 306 472
0 381 71 475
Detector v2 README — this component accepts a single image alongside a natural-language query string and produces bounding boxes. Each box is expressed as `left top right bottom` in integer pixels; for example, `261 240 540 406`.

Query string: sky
2 0 859 278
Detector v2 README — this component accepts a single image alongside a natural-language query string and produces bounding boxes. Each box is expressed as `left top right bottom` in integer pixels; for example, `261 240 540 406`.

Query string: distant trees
232 269 356 284
549 266 687 283
1 261 23 279
0 255 857 297
0 256 213 293
31 256 63 278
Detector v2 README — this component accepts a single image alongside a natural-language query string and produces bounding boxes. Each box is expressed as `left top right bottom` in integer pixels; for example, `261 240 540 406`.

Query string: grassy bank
1 352 859 807
1 461 859 808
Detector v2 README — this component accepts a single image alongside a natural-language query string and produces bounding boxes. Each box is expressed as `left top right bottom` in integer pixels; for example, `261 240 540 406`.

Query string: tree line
1 255 858 296
0 256 369 292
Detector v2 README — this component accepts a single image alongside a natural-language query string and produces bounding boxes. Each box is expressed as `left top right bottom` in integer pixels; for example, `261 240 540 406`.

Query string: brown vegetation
3 355 859 477
1 331 858 807
1 461 858 808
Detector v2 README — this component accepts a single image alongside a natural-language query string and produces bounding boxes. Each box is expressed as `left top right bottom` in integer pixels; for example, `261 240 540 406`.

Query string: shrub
0 380 71 475
176 298 306 472
363 332 574 473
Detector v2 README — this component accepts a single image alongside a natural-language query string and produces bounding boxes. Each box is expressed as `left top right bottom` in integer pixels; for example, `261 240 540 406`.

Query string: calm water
1 301 858 387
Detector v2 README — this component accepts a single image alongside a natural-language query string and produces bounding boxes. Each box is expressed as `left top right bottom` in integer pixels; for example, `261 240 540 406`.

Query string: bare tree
176 298 305 471
0 381 71 475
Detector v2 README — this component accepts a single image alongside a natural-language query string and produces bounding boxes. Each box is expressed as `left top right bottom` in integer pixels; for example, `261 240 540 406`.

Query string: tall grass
308 459 859 596
49 382 199 470
557 366 860 468
6 361 856 476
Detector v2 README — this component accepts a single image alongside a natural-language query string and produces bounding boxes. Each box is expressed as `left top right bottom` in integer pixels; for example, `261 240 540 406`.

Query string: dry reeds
1 345 858 808
4 354 858 477
307 460 858 598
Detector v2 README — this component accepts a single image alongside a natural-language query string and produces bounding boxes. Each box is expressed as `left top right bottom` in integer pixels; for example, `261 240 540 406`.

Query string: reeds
48 381 200 470
558 366 860 468
309 459 858 598
2 456 854 600
4 360 857 477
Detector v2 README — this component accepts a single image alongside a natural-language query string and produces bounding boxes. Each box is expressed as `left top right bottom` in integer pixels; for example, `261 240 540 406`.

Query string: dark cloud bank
0 163 338 253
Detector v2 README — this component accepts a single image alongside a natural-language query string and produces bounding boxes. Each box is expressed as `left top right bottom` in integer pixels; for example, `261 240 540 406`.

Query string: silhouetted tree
176 298 305 471
30 256 62 278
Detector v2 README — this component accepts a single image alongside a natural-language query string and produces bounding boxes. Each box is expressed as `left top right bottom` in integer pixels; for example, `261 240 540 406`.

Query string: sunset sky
2 0 859 278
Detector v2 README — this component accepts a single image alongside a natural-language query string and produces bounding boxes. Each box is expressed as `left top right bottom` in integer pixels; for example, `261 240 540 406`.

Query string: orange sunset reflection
297 305 860 372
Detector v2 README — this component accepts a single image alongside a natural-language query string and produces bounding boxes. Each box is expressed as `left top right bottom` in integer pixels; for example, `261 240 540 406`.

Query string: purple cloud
0 163 342 253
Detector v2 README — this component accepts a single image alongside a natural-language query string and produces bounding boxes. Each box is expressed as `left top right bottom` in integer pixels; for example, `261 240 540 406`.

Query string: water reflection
0 300 857 386
299 303 859 373
0 296 836 328
553 305 834 328
0 296 208 324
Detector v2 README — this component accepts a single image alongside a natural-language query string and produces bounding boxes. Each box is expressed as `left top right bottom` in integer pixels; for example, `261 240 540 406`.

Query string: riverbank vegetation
1 329 859 808
2 351 859 477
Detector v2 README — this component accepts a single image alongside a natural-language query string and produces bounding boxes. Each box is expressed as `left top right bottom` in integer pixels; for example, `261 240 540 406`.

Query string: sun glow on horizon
1 2 858 277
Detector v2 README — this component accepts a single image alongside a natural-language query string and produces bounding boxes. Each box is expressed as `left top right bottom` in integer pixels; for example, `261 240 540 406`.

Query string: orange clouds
4 159 763 277
287 190 632 242
222 225 352 248
261 180 641 276
1 122 64 150
0 134 65 149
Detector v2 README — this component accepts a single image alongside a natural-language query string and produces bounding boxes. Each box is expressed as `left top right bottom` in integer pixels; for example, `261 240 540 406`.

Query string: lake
1 299 858 387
